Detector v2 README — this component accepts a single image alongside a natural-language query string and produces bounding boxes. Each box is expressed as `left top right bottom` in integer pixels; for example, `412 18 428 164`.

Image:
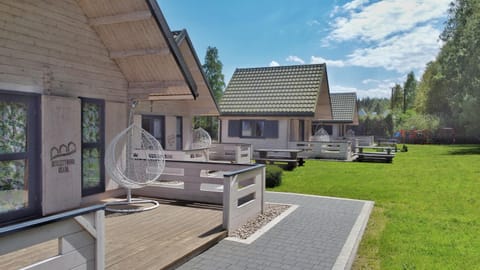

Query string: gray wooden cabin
219 64 334 150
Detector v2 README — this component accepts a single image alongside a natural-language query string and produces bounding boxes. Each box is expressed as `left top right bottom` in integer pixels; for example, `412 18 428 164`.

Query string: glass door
142 115 165 149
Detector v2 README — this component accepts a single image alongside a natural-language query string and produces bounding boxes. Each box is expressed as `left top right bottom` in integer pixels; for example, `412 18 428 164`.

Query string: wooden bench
377 140 398 152
355 146 395 163
254 148 304 169
356 152 394 163
255 157 298 168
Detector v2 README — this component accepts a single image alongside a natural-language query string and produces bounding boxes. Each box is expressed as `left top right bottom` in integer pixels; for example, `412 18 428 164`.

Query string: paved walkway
177 192 373 270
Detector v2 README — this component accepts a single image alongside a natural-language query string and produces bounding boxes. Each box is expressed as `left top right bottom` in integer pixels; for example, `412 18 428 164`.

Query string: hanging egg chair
104 123 165 213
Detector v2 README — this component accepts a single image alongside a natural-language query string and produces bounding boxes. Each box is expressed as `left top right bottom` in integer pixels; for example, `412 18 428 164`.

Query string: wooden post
235 144 241 163
95 210 105 270
222 176 233 232
261 166 265 214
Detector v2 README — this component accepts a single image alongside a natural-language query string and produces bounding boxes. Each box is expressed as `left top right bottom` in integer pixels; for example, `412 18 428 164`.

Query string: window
81 98 105 196
176 116 183 150
142 115 165 149
0 91 40 224
228 119 278 139
241 120 264 138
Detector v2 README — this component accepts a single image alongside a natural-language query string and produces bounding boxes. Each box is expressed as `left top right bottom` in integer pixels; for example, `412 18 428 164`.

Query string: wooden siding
0 0 128 102
314 74 333 120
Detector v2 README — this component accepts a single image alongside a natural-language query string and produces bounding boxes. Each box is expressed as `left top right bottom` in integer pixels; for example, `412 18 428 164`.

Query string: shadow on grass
447 145 480 155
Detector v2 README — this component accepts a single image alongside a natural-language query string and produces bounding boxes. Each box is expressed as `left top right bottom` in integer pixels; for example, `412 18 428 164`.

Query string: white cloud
285 55 305 64
329 0 450 42
310 56 345 67
347 25 442 73
332 84 391 99
343 0 370 11
269 61 280 67
362 79 380 85
307 19 320 26
330 5 341 18
331 85 358 93
311 24 443 73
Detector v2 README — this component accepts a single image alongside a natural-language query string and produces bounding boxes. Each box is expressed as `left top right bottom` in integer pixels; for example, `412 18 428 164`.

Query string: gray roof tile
330 92 357 121
219 64 326 116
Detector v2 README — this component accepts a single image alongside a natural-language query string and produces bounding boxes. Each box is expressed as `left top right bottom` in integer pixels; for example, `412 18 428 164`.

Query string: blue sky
157 0 451 98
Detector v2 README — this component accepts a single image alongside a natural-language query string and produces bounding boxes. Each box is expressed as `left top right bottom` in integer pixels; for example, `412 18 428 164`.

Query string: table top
254 148 303 153
356 146 393 149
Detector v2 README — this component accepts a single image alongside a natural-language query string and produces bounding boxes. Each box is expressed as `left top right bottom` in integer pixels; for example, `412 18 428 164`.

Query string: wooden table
377 139 398 152
355 146 395 163
254 149 304 168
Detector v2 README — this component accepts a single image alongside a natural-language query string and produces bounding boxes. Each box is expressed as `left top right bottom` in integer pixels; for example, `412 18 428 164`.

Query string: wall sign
50 141 76 173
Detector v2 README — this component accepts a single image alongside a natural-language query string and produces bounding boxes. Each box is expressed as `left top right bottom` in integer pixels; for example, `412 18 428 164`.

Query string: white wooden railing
223 165 265 234
164 148 209 162
289 141 355 160
0 205 105 270
165 144 252 164
351 136 375 146
209 143 252 164
134 161 265 234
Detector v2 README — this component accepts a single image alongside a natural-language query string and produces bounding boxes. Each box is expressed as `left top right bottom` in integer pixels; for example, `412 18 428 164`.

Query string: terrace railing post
222 175 234 233
261 166 266 214
95 210 105 270
235 144 241 163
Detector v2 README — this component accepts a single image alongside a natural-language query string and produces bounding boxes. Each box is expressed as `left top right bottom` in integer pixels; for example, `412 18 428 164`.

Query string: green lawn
270 144 480 269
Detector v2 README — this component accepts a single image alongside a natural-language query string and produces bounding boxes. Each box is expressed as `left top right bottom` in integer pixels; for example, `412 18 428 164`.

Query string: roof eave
174 29 220 114
146 0 199 99
220 112 315 117
321 120 355 123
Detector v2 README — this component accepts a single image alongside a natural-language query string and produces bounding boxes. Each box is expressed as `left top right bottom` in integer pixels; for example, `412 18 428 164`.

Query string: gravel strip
230 203 291 239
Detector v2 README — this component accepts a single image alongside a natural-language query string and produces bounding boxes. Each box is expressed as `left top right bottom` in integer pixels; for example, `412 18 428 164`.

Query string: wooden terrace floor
0 199 225 270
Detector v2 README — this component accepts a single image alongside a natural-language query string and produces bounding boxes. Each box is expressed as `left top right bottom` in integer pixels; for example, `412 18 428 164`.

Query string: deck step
164 230 227 270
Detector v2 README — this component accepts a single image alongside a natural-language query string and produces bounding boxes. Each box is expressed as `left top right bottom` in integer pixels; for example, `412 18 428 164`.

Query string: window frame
240 119 265 138
0 90 41 225
81 98 105 197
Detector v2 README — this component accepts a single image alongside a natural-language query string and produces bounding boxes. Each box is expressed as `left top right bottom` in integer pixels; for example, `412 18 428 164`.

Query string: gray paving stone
177 192 370 270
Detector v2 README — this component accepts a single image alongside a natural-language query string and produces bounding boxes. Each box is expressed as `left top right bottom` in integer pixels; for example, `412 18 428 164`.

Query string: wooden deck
0 199 225 270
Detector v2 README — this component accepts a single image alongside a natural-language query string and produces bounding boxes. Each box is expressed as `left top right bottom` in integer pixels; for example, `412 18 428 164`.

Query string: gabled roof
220 64 328 117
77 0 198 100
330 92 358 122
170 29 219 115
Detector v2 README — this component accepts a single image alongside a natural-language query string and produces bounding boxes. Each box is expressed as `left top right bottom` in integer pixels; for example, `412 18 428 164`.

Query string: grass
269 144 480 269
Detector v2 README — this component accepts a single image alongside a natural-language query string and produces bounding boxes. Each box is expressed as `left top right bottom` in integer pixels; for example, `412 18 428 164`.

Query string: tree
202 46 225 102
194 47 226 140
417 0 480 137
403 71 417 113
390 84 403 111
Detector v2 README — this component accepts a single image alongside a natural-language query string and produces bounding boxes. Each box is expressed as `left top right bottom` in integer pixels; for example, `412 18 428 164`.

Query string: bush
265 165 283 188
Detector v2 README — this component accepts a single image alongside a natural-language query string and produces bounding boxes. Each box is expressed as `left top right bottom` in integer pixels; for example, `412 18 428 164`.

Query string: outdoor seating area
0 159 265 269
254 148 304 169
356 146 396 163
289 140 357 161
377 138 399 152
